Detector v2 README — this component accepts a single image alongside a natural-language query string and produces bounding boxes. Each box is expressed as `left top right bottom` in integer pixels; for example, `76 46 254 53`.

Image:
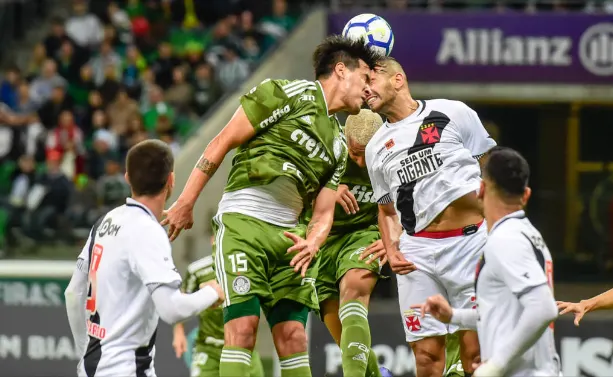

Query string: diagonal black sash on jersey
83 216 104 377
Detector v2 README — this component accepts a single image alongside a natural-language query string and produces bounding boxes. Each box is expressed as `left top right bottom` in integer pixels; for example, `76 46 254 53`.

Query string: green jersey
182 256 224 347
226 79 347 206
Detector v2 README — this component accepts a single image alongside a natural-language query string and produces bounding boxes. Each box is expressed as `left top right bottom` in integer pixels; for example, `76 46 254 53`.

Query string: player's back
366 99 496 234
476 212 559 376
78 199 176 377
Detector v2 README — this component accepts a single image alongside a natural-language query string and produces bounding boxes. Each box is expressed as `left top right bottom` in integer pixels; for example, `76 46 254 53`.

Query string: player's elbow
543 297 559 323
158 311 182 326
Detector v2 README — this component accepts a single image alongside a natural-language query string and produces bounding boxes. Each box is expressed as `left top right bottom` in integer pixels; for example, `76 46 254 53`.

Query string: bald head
375 57 407 83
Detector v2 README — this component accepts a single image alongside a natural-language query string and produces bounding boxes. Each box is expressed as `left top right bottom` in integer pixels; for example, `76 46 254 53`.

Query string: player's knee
410 339 445 374
272 321 308 356
224 316 259 349
339 269 377 302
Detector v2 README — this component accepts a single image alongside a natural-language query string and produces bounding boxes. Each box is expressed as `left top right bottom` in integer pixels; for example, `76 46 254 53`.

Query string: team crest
232 276 251 294
404 313 421 332
420 123 441 144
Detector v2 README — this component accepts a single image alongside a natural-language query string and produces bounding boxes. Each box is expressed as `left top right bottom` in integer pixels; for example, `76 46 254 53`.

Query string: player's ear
334 61 346 79
124 172 130 186
168 172 175 190
477 180 485 200
521 186 532 207
393 72 403 89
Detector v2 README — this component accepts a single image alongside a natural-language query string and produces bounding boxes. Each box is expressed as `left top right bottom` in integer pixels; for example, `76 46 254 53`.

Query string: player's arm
130 226 224 324
454 102 496 165
558 288 613 326
378 202 402 258
484 235 558 373
64 234 93 358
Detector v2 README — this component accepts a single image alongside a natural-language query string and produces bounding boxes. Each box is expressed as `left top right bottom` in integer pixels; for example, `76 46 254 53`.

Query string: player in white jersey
358 57 496 377
414 147 560 377
64 140 224 377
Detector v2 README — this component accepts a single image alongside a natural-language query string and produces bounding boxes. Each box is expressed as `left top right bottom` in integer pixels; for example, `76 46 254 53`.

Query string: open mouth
366 96 378 106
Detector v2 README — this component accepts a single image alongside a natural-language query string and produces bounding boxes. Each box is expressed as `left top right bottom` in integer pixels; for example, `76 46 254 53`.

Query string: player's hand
336 184 359 215
284 231 318 277
200 280 225 307
388 251 416 275
411 294 453 323
161 198 194 241
359 240 387 265
557 300 587 326
172 326 188 358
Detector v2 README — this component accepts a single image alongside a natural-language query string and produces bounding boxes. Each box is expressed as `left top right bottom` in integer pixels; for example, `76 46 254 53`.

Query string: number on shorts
86 244 104 315
229 253 248 273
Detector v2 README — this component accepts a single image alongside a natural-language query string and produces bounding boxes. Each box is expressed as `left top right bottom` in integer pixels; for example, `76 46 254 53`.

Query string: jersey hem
216 209 297 228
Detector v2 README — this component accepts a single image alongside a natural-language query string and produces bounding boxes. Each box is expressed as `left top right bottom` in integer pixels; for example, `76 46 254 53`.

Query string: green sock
220 346 252 377
339 300 372 377
366 347 383 377
279 351 311 377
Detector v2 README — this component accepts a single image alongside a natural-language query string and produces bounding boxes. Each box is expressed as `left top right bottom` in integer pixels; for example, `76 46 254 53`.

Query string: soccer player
64 140 224 377
413 147 560 377
318 109 465 377
162 35 380 377
557 288 613 326
360 57 496 377
172 247 264 377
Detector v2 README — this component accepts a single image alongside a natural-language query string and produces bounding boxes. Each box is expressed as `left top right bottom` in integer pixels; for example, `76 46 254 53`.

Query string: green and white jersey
182 257 224 348
219 79 347 227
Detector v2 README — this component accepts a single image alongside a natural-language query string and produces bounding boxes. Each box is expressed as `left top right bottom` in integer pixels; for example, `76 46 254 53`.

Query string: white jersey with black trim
75 198 181 377
365 99 496 234
475 210 560 376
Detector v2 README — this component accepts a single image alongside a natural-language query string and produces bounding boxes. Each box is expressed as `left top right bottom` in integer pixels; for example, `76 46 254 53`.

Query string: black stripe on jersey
126 202 152 216
522 232 546 271
135 329 157 377
84 217 104 377
396 111 451 234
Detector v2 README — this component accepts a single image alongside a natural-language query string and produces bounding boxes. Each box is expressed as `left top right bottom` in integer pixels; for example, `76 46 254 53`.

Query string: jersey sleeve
453 102 497 158
76 234 92 274
129 223 182 288
325 144 347 191
183 257 215 293
365 142 392 204
240 78 294 134
486 233 548 297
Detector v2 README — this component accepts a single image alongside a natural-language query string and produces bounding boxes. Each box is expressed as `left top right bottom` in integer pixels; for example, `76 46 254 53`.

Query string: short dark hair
312 35 382 79
126 139 174 196
483 147 530 197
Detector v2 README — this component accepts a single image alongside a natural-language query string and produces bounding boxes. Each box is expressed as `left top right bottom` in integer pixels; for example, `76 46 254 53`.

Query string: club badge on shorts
403 310 421 332
232 276 251 294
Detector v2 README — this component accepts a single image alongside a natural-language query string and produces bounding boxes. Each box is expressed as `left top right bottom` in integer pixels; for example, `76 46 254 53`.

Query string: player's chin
347 104 362 115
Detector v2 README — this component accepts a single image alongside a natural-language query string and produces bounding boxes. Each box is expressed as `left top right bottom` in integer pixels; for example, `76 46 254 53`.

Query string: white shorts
397 221 487 342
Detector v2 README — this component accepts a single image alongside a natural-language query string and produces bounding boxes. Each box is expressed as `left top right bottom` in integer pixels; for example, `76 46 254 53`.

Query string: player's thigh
212 213 273 309
398 269 449 342
190 346 220 377
444 333 465 377
315 236 343 306
336 227 381 302
249 350 265 377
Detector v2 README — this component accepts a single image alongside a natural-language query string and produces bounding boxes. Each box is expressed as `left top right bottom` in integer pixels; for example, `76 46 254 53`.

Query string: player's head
345 109 383 168
125 139 175 201
366 57 408 114
313 35 381 115
479 147 531 208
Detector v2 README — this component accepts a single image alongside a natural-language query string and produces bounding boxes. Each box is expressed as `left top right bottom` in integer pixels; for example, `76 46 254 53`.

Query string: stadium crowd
0 0 297 256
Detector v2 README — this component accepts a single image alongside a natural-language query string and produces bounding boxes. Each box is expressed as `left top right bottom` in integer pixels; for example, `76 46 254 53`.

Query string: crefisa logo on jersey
232 276 251 295
259 105 291 128
97 218 121 238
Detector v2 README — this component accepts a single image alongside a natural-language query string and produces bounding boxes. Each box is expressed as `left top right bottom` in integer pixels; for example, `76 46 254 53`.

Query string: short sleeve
129 224 182 287
76 235 92 274
325 141 347 191
453 103 497 158
486 234 548 296
240 78 298 134
365 142 392 204
183 256 214 293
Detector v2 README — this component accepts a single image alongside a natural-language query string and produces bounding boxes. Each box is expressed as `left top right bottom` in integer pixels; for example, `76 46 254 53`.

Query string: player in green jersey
162 36 381 377
317 109 466 377
172 252 264 377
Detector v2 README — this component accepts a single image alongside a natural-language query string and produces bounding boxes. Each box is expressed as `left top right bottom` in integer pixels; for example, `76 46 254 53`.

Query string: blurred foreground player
414 147 560 377
64 140 224 377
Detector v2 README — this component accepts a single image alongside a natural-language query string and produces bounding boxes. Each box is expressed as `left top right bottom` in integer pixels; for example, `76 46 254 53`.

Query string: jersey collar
125 197 156 220
315 80 330 117
489 210 526 234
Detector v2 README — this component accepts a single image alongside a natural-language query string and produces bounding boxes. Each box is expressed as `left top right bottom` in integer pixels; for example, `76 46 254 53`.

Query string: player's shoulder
485 217 533 258
187 255 214 274
424 98 473 116
257 78 318 97
365 123 390 157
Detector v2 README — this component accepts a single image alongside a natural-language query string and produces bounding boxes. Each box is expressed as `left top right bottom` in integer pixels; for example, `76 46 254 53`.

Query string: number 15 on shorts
229 253 248 273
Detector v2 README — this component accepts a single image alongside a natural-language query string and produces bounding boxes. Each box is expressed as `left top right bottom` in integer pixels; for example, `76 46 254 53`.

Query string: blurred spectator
259 0 296 51
44 17 70 59
0 66 21 111
46 110 85 179
143 85 174 132
159 132 181 156
20 150 73 243
217 44 250 93
165 65 194 116
56 40 81 83
107 2 132 38
29 59 68 108
90 41 122 86
26 44 48 81
4 155 37 250
15 83 37 115
88 128 119 180
107 88 140 135
122 45 148 95
184 41 207 71
96 157 130 212
97 65 122 105
151 42 180 90
191 62 220 116
68 64 96 109
38 84 74 130
0 103 41 162
138 67 156 112
66 0 104 50
82 90 105 137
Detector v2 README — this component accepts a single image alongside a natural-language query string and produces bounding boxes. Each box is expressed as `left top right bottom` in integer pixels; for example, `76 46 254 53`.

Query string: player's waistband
412 220 484 239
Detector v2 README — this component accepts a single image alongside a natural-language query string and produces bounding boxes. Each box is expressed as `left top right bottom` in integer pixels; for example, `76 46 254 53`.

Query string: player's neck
385 93 418 123
485 204 524 232
131 195 166 221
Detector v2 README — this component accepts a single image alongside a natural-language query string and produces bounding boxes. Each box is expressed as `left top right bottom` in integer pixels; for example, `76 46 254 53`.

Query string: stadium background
0 0 612 376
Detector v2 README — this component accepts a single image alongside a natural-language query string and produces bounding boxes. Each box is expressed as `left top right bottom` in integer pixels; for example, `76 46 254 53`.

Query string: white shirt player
472 210 560 376
365 99 496 234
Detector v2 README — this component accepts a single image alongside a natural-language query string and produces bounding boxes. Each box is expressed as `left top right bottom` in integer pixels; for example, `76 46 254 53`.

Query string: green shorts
316 225 381 304
445 332 465 377
212 212 319 317
191 344 264 377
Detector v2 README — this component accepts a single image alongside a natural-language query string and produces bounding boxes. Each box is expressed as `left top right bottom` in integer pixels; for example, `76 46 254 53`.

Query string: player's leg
444 333 465 377
191 345 221 377
212 214 273 377
248 350 265 377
